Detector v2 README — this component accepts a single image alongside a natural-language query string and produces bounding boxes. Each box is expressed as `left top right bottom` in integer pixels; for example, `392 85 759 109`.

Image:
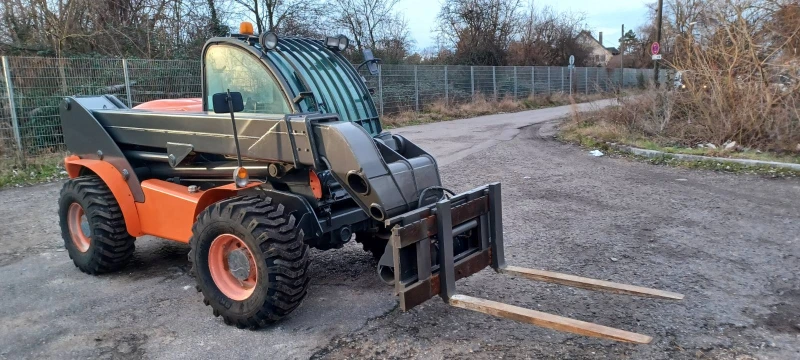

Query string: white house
577 31 618 67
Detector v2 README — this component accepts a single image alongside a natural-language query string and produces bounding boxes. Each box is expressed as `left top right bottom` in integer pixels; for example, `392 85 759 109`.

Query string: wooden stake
449 294 653 344
500 266 684 300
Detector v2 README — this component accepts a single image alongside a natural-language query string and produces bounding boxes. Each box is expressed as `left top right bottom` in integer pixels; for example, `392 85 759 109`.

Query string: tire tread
189 196 310 328
58 175 136 274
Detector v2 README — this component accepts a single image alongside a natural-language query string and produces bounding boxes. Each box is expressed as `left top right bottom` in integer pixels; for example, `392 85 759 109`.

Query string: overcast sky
399 0 654 52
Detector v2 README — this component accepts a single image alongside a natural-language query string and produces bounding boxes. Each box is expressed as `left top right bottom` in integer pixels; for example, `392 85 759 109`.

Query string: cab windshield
205 44 291 115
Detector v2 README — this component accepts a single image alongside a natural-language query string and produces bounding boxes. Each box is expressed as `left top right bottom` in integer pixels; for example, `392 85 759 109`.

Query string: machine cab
200 30 383 136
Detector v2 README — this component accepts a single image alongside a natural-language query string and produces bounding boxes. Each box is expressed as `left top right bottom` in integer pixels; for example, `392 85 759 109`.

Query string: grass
0 153 68 188
382 92 620 129
558 115 800 177
637 153 800 178
559 109 800 165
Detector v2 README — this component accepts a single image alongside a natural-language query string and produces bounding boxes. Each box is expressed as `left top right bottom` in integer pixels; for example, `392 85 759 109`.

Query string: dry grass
0 153 68 188
559 1 800 164
382 92 615 128
560 96 800 164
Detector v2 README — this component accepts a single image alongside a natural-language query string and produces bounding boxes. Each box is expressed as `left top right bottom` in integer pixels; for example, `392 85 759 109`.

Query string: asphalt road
1 100 798 359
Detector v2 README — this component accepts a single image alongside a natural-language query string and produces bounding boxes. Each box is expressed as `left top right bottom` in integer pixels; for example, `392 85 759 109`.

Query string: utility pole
654 0 663 87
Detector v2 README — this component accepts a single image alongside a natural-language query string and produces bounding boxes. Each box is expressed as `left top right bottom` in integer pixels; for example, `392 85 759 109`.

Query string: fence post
621 68 625 89
585 67 589 94
2 56 22 156
567 67 571 95
547 67 551 94
414 65 419 112
596 67 600 93
122 59 133 107
562 68 565 93
378 64 384 117
531 67 535 96
444 65 448 105
624 67 627 89
470 66 475 97
492 66 497 100
513 66 517 99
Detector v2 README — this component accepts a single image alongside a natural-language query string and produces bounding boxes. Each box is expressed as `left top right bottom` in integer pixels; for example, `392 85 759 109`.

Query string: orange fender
135 180 262 243
64 156 144 237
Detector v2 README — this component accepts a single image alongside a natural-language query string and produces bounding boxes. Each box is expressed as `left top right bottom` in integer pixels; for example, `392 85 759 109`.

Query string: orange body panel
135 180 260 243
133 98 203 112
64 156 144 236
309 170 323 199
64 156 260 242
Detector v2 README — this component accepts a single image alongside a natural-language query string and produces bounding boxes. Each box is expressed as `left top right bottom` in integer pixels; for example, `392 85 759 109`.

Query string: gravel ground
0 102 798 359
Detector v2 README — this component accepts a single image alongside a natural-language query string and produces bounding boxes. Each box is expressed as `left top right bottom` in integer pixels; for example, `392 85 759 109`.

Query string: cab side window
205 45 291 114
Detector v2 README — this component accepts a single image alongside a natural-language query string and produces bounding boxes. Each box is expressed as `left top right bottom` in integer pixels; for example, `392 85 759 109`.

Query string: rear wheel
58 175 136 274
189 196 310 329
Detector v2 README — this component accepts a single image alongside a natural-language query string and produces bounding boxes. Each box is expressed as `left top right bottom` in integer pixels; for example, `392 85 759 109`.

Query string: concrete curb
608 144 800 171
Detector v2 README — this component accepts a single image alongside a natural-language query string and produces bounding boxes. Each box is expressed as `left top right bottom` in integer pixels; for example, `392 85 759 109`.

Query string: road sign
651 42 660 55
651 54 662 60
569 55 575 65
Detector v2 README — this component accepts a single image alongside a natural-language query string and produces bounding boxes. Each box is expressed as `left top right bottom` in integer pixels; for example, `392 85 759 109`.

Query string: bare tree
507 5 589 66
234 0 324 36
633 0 800 150
328 0 412 62
0 0 236 58
435 0 523 65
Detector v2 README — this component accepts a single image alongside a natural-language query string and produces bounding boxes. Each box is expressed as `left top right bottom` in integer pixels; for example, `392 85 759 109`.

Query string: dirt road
1 102 798 359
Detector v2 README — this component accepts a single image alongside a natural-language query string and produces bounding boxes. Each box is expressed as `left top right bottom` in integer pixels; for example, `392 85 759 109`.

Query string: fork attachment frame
386 183 503 310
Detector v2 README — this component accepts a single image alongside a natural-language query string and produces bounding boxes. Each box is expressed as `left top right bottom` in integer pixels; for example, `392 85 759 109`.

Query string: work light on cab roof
326 34 349 51
260 31 279 51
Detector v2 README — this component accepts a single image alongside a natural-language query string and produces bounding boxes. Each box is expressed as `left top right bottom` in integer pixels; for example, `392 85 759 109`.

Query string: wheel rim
208 234 258 301
67 203 91 252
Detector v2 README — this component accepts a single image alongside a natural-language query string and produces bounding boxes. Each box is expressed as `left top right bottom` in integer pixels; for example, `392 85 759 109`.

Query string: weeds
560 97 800 165
382 92 616 128
558 124 800 177
558 0 800 164
0 153 68 188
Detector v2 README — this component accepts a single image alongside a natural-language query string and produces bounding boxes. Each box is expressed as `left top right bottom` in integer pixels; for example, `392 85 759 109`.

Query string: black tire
355 232 390 260
58 175 136 274
189 196 311 329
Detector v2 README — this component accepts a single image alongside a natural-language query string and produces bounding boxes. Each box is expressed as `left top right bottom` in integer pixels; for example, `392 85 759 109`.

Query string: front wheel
189 196 311 329
58 175 136 274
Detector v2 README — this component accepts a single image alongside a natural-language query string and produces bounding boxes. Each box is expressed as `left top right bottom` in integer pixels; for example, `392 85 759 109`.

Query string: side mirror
360 48 381 76
212 92 244 114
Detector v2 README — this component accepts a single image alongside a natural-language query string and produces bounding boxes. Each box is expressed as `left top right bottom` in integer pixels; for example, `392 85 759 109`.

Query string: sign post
651 41 661 86
653 0 664 86
568 55 575 95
